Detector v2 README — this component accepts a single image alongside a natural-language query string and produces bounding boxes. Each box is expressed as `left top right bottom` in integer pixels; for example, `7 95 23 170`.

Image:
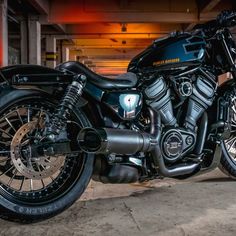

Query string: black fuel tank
128 33 206 72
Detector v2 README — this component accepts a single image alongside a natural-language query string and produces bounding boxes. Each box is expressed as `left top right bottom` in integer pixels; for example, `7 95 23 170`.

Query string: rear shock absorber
47 74 87 135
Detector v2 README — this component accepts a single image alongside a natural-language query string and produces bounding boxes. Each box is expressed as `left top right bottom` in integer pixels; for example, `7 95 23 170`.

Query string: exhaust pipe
78 127 154 154
78 108 199 177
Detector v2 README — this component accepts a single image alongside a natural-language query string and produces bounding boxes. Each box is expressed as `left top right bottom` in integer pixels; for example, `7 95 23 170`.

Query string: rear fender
0 86 52 110
0 83 89 106
0 85 103 127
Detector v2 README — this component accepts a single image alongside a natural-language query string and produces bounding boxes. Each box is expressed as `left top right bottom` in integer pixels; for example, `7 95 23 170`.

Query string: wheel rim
0 100 86 204
224 95 236 163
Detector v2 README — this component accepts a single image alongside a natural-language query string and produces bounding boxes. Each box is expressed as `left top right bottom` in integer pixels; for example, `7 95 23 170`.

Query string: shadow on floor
1 171 236 236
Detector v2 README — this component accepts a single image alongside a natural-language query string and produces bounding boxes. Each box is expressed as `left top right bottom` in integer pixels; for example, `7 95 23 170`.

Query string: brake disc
10 121 64 180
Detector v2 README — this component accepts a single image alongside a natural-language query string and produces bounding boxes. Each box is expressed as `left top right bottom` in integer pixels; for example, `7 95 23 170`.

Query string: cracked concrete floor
1 169 236 236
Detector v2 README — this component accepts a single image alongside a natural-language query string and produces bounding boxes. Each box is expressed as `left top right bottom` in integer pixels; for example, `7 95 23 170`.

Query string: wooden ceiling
20 0 236 75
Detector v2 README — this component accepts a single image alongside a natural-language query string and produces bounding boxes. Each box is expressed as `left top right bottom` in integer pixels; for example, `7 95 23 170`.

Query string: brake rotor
10 121 64 180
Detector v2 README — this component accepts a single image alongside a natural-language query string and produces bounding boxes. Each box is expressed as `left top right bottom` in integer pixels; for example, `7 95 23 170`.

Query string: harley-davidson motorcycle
0 11 236 222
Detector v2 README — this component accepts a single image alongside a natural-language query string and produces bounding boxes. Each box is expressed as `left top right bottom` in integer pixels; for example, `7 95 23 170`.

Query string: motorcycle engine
144 71 216 163
161 128 195 163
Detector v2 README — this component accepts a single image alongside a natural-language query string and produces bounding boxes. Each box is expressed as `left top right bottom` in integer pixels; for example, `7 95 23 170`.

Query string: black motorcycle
0 11 236 222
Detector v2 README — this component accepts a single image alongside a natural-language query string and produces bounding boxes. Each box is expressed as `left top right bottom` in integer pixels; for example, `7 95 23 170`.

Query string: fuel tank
128 33 206 73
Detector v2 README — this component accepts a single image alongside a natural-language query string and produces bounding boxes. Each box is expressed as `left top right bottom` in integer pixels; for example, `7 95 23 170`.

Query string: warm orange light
66 23 163 35
50 0 175 76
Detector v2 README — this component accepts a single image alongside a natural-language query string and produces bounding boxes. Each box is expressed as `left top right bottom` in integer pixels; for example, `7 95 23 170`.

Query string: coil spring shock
47 74 87 135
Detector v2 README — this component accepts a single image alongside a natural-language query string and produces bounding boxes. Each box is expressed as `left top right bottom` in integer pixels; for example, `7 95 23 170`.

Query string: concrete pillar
62 46 69 62
73 55 78 61
20 18 28 64
0 0 8 67
57 40 62 64
46 36 57 68
28 15 41 65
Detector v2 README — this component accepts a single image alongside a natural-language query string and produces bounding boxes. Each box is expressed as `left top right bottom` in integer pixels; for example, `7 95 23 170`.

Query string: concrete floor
0 169 236 236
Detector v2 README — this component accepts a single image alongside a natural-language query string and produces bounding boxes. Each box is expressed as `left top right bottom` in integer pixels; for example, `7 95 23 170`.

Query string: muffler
78 127 154 154
78 108 200 177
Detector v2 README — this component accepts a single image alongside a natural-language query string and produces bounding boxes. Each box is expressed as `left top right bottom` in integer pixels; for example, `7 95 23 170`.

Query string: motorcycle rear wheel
0 96 94 223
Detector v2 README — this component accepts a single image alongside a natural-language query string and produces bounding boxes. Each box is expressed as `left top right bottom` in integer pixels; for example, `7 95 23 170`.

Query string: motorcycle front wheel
220 91 236 179
0 96 94 223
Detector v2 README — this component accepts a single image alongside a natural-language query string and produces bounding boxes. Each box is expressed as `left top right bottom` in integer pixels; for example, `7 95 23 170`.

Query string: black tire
0 94 94 223
220 143 236 179
220 90 236 179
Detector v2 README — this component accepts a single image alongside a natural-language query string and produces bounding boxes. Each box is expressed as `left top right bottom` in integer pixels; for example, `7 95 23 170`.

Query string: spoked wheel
221 93 236 179
0 98 94 222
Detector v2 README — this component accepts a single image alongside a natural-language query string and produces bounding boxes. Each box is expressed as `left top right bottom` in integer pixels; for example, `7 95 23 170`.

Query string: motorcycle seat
56 61 138 90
